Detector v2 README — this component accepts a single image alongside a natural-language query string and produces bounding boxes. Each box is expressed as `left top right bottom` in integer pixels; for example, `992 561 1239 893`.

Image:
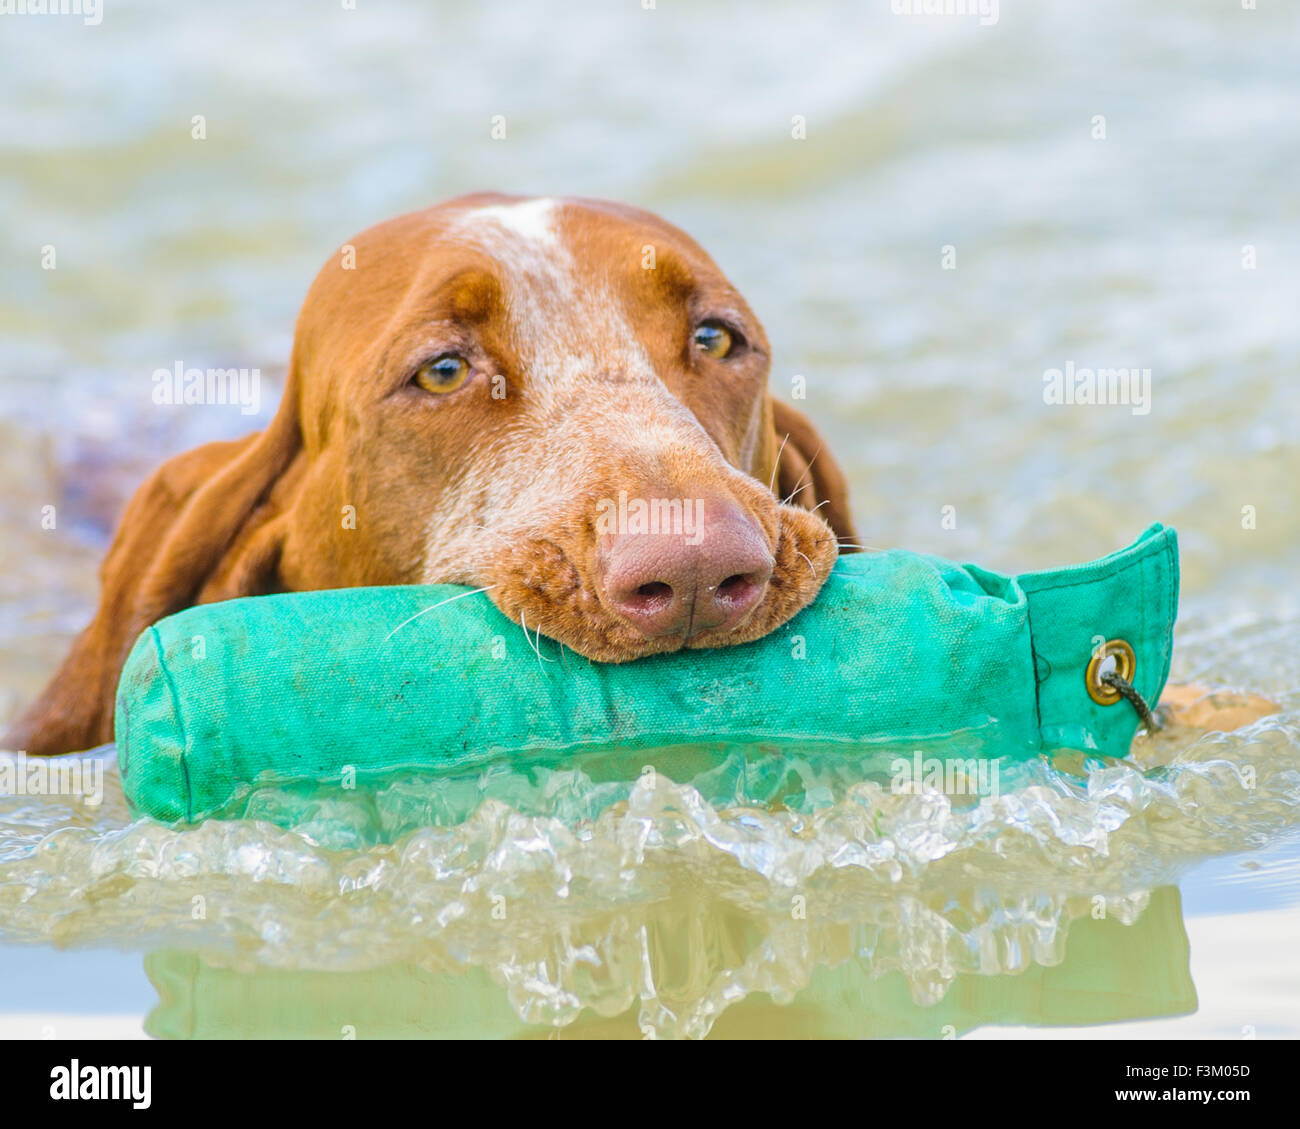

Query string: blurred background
1 0 1297 1039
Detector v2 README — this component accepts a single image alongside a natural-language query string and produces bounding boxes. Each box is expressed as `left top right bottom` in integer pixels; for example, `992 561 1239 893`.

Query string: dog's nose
597 497 774 640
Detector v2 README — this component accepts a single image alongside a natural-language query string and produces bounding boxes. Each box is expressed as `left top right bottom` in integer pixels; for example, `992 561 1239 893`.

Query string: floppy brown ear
768 399 859 552
4 385 302 756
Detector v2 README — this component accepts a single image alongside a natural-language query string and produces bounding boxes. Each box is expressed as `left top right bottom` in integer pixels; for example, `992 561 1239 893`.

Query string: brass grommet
1085 639 1136 705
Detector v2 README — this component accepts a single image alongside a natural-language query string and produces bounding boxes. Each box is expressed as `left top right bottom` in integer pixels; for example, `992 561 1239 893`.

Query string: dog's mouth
487 500 840 663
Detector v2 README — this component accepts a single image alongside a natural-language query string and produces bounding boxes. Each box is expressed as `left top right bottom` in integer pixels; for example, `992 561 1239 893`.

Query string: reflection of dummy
145 885 1194 1039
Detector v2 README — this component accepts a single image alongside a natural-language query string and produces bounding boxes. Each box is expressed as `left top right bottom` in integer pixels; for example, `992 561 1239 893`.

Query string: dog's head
280 193 856 659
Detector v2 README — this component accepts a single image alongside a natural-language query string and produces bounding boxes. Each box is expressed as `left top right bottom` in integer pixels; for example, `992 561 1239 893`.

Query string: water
2 0 1298 1037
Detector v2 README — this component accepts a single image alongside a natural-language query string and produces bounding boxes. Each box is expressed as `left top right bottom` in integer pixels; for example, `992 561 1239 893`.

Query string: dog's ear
766 399 859 551
4 379 302 756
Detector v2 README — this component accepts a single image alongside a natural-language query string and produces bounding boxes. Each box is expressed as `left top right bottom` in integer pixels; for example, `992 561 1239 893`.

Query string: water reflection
144 885 1194 1039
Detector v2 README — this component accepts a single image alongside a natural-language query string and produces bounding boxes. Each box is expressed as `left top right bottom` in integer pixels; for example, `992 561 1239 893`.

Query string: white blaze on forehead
452 197 561 274
463 197 559 244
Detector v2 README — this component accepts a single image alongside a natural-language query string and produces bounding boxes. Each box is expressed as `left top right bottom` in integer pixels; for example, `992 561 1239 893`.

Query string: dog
9 193 859 756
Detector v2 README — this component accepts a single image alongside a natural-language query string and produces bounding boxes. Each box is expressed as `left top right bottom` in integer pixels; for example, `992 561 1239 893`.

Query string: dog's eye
413 354 470 394
693 321 735 360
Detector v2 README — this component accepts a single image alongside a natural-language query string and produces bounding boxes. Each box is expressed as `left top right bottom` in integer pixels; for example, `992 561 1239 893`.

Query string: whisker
519 611 555 665
384 585 496 642
796 550 817 578
782 480 813 506
780 442 829 507
812 537 885 552
768 433 790 494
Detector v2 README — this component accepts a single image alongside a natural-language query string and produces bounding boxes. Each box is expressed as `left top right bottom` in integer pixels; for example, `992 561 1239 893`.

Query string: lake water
1 0 1297 1038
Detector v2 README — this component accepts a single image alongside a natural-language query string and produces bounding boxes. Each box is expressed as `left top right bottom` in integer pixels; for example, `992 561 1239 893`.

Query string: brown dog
9 193 858 756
